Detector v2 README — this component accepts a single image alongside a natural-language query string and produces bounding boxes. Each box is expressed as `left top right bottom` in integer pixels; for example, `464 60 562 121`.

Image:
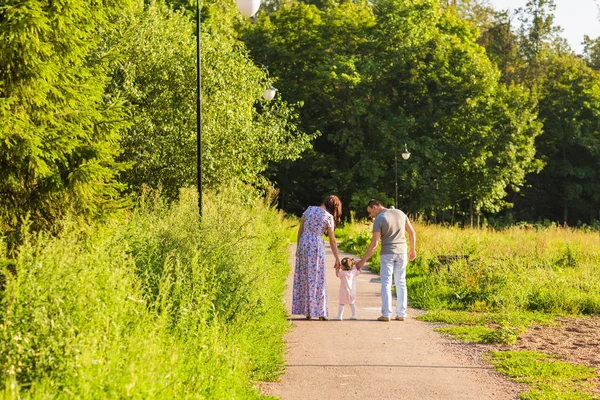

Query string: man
355 199 417 322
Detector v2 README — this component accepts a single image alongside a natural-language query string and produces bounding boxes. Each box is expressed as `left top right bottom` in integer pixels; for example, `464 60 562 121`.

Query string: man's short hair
367 199 382 208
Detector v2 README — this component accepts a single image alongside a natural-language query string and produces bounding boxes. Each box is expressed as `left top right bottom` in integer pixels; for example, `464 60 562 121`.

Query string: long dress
292 206 334 318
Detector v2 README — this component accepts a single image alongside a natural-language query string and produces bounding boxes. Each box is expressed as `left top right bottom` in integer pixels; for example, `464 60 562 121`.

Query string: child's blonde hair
341 257 355 271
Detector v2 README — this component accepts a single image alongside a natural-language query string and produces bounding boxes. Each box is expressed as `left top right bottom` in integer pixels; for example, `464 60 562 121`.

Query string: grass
434 325 495 342
338 220 600 315
0 188 291 398
487 351 599 399
338 220 600 399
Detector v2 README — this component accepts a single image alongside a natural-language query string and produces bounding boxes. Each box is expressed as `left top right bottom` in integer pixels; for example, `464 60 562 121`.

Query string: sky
490 0 600 54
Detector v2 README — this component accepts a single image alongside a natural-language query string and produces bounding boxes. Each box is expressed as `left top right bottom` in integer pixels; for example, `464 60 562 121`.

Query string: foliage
0 188 290 397
487 351 598 400
516 53 600 225
108 2 313 199
242 0 542 221
0 0 136 235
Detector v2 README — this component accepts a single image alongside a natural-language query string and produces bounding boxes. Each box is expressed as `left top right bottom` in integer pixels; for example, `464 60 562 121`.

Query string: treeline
2 0 598 232
0 0 312 241
241 0 600 227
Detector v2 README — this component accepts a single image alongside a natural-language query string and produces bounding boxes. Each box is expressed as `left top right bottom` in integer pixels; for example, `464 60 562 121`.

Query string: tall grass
339 221 600 315
0 188 290 398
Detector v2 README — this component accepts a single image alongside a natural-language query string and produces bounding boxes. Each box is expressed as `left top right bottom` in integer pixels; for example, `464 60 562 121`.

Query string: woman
292 195 342 320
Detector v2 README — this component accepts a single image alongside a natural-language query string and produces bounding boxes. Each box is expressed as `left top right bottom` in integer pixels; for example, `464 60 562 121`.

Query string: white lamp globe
263 85 277 101
236 0 261 18
401 151 411 160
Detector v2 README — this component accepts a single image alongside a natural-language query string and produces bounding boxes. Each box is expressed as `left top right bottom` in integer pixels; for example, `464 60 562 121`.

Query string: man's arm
405 217 416 261
355 231 381 271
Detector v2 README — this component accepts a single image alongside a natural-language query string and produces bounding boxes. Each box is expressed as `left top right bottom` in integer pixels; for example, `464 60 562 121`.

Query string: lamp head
401 143 410 160
263 85 278 101
236 0 261 18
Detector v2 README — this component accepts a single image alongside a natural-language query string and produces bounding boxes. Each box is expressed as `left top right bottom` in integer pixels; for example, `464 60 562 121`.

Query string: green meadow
337 220 600 399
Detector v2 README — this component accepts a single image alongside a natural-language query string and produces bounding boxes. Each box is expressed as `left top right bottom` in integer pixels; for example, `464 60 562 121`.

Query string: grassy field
0 189 291 398
336 220 600 399
338 221 600 315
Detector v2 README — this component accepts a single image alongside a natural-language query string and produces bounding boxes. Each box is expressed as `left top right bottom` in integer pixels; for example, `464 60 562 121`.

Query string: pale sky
491 0 600 54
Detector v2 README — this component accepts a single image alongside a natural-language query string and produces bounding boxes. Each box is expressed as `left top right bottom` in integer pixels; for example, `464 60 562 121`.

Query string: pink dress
292 206 335 318
337 269 358 305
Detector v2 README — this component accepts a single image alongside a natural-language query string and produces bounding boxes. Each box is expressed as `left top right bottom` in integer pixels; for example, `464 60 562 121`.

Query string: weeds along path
262 244 520 400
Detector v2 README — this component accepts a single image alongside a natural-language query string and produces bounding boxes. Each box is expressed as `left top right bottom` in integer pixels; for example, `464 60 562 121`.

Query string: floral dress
292 206 334 318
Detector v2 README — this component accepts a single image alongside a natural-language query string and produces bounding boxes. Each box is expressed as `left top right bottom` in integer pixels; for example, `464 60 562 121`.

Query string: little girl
334 257 361 320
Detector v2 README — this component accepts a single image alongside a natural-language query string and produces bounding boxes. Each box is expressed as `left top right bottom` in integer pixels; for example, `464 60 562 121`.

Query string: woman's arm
327 225 341 269
297 216 305 243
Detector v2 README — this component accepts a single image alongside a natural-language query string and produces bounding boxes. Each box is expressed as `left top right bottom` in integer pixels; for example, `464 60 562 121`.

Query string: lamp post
196 0 265 217
395 143 411 209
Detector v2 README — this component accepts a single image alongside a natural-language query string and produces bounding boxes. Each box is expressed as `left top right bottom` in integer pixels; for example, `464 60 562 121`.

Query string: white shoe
350 316 358 320
334 316 343 321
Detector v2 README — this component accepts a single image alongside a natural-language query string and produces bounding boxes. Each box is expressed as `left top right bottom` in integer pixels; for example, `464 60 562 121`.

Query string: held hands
355 259 365 271
334 259 341 271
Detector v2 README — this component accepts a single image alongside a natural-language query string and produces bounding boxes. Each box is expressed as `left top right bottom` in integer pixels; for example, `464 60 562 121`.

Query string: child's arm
336 269 341 278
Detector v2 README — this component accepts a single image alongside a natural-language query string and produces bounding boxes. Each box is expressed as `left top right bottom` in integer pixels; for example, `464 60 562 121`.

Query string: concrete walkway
261 243 518 400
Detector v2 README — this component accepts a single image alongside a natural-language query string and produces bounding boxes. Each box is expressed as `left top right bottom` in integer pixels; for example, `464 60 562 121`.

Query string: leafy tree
478 10 522 83
581 35 600 70
517 54 600 225
108 2 313 199
243 0 542 222
0 0 135 235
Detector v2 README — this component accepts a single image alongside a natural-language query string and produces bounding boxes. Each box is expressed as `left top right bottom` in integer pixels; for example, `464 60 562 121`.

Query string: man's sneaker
350 316 358 320
394 316 405 321
333 316 343 321
377 316 390 322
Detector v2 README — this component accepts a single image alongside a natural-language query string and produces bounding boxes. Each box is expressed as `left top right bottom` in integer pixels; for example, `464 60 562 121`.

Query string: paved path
262 243 518 400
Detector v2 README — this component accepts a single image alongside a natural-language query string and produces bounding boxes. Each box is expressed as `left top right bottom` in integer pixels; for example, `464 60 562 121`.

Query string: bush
0 188 289 398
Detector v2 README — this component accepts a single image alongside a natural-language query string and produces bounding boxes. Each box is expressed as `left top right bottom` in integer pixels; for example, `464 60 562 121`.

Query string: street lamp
395 143 411 209
263 84 278 101
196 0 264 217
401 143 411 160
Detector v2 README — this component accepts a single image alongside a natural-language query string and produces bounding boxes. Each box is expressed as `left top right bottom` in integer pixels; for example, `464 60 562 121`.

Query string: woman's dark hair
323 195 342 227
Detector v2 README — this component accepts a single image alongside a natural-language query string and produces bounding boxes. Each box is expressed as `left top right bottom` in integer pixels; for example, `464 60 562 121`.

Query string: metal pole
196 1 203 217
395 147 398 209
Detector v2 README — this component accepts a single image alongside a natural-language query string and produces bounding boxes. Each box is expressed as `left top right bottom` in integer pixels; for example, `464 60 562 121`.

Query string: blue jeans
380 253 408 318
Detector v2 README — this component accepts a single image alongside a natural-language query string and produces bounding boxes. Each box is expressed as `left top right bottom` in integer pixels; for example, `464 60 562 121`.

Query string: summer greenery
337 220 600 399
0 190 290 398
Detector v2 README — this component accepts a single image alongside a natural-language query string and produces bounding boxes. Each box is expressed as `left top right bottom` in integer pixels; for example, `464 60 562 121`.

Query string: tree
107 2 313 199
478 10 522 83
582 35 600 70
517 54 600 225
0 0 135 235
242 0 542 221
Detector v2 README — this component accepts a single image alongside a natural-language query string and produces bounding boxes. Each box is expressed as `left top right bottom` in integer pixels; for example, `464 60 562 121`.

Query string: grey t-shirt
372 209 407 254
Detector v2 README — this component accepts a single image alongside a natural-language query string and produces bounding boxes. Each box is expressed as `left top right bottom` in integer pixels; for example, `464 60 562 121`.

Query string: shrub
0 188 289 397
